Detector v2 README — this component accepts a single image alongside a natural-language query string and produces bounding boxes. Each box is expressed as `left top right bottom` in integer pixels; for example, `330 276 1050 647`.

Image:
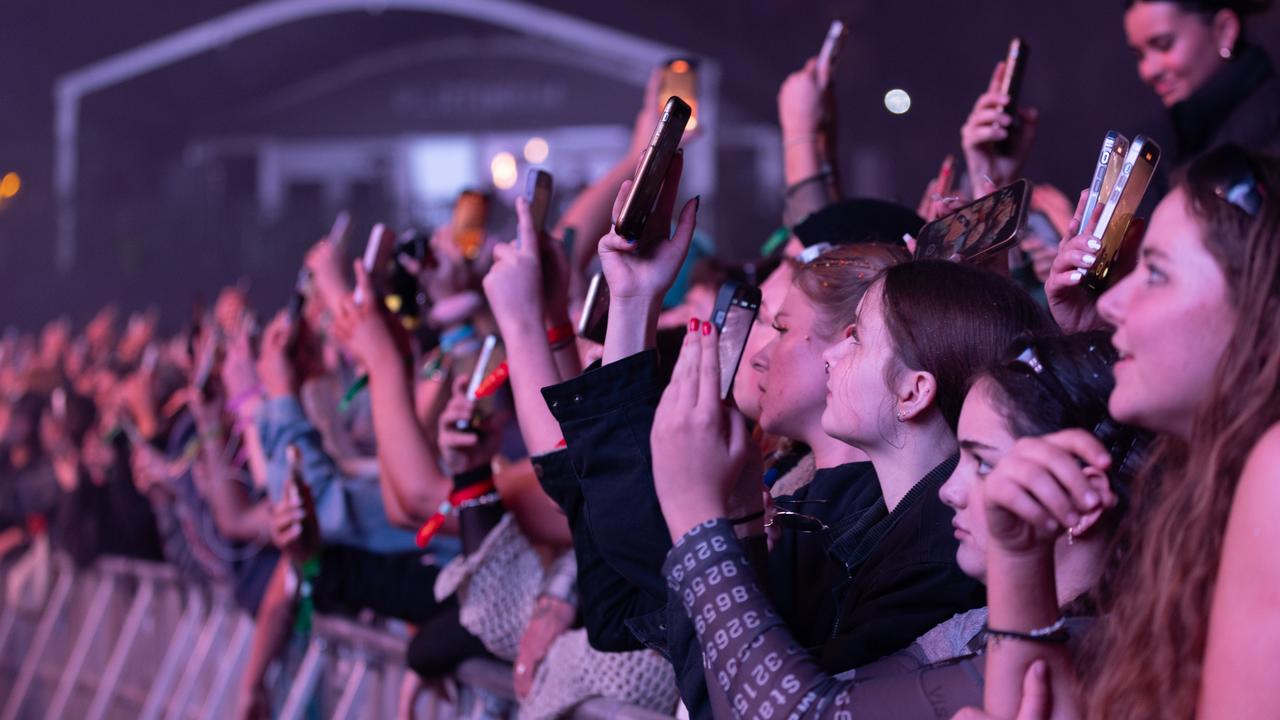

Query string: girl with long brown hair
968 144 1280 719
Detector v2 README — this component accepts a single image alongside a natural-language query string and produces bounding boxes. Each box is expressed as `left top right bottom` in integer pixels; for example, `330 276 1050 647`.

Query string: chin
956 550 984 581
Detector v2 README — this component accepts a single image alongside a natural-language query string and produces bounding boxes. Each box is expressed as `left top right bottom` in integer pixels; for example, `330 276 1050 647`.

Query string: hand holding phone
995 37 1030 156
353 223 396 307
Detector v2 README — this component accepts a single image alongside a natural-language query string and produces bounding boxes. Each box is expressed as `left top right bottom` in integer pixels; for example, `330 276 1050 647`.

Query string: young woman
976 144 1280 719
1123 0 1279 161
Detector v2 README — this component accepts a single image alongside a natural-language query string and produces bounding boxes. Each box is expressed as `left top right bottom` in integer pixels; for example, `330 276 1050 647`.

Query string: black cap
793 198 923 248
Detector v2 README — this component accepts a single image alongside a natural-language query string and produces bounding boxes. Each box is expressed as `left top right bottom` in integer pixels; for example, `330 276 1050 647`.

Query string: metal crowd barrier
0 553 675 719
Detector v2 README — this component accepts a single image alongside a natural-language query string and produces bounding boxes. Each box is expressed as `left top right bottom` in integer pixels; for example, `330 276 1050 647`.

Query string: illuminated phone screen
717 299 756 399
914 180 1029 263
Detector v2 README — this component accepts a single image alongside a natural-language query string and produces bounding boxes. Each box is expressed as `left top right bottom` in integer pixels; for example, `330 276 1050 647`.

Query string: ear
895 368 938 423
1212 9 1241 57
1071 466 1113 537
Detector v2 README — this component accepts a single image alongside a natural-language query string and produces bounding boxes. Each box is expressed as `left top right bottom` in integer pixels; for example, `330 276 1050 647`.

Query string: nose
1136 51 1161 85
1097 272 1133 328
939 470 968 510
750 336 775 374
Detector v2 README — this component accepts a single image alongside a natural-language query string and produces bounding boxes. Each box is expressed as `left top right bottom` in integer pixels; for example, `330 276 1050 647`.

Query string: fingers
696 319 720 410
669 320 702 407
1046 429 1113 471
988 457 1064 533
665 195 700 263
1016 660 1052 720
610 179 632 228
514 195 536 254
986 59 1007 95
352 259 373 305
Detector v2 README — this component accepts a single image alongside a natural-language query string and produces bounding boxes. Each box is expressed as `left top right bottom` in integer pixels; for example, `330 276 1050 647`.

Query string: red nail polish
689 317 698 332
701 321 712 336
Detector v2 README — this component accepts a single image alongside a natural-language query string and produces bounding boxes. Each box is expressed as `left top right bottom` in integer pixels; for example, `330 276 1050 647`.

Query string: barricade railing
0 553 677 719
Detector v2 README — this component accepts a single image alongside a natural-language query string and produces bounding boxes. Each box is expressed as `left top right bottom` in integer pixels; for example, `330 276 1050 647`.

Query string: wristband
982 617 1069 644
473 362 509 399
785 171 834 199
783 134 819 146
546 323 575 348
416 479 498 548
338 374 369 413
729 510 765 526
440 324 476 353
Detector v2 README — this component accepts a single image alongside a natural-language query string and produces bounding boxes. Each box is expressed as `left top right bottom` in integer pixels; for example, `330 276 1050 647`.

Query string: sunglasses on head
1209 146 1265 218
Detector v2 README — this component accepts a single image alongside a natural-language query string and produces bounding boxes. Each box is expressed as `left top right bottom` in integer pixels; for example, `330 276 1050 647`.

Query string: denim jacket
257 395 420 554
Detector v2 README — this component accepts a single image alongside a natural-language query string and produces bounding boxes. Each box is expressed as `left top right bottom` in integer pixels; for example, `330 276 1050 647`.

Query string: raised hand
961 60 1039 196
651 318 755 541
1045 190 1109 333
600 151 698 302
330 261 399 369
436 376 501 476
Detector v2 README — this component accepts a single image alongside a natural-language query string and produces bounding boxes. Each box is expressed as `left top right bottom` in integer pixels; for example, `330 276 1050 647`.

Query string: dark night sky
1 0 1277 327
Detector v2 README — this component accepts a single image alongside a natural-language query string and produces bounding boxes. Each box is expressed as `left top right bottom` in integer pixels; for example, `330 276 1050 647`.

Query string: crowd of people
3 0 1280 718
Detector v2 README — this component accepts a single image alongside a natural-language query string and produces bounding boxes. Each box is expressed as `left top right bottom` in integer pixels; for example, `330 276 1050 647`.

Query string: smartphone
1085 135 1161 293
524 169 553 245
453 335 504 434
996 37 1029 156
616 96 692 244
816 20 848 89
577 272 610 344
353 224 396 306
1082 132 1130 231
712 281 762 401
453 191 489 261
328 210 352 252
913 179 1031 264
659 59 699 131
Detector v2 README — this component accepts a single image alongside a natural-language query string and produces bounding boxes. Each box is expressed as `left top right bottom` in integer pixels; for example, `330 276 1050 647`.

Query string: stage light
0 172 20 199
523 137 549 164
884 89 911 115
490 152 518 190
669 60 690 74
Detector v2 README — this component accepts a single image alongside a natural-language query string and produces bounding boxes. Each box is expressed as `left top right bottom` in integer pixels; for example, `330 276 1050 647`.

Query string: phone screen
453 191 489 260
659 59 698 131
713 282 761 400
914 179 1030 263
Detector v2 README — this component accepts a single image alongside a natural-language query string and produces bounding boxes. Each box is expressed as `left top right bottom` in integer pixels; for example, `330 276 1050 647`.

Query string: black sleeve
664 519 986 720
532 448 662 652
542 350 671 600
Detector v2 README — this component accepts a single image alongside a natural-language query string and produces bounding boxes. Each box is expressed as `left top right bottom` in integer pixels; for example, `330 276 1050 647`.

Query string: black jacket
1168 43 1280 164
